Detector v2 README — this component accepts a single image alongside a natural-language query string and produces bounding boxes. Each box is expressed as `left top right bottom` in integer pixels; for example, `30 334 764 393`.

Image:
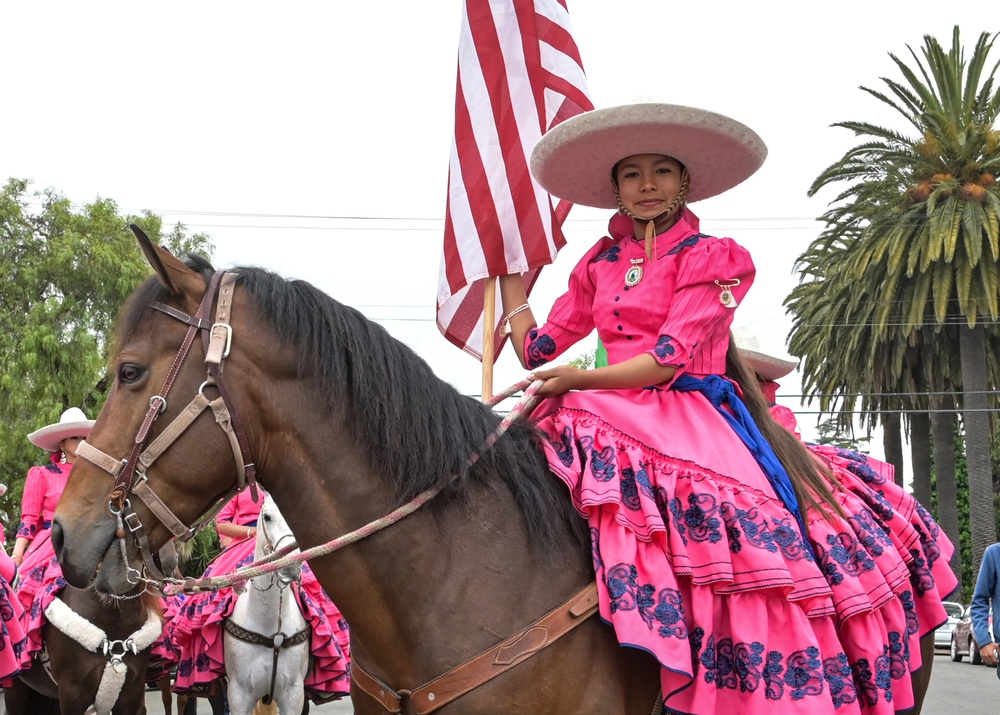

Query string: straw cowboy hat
530 103 767 209
27 407 95 452
732 326 799 381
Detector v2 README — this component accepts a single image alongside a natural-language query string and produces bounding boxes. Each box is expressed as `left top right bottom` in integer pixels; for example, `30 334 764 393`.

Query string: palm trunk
930 396 961 580
881 411 905 487
959 322 996 573
910 411 933 510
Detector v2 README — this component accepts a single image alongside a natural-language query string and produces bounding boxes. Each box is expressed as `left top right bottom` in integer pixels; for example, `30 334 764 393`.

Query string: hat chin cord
613 169 690 260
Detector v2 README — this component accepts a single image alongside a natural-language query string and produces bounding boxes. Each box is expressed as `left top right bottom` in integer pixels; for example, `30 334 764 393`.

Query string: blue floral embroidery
588 445 617 482
701 637 766 694
595 245 621 263
672 494 723 544
886 632 907 681
653 335 676 359
547 427 575 467
851 658 879 706
850 510 891 555
525 329 557 369
667 234 707 255
898 589 919 641
620 462 653 510
763 650 785 700
690 626 705 669
823 653 857 707
907 548 935 597
650 588 688 639
590 527 603 573
784 647 824 700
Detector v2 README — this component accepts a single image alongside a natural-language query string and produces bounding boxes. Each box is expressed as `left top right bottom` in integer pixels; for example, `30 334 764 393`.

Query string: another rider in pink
0 483 27 685
166 488 351 702
11 407 94 669
497 103 957 714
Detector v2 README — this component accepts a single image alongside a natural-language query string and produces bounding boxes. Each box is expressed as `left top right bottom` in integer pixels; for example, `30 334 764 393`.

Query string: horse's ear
130 223 202 299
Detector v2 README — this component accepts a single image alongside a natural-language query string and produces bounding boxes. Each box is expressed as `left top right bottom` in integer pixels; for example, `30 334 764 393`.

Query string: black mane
118 257 585 550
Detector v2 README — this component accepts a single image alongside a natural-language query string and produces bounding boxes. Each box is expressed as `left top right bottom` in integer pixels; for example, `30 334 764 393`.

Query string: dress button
617 325 623 331
614 311 620 316
626 335 633 340
614 296 620 301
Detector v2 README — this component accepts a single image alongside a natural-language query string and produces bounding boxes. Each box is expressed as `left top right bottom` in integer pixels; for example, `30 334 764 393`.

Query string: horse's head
53 230 259 594
257 495 301 583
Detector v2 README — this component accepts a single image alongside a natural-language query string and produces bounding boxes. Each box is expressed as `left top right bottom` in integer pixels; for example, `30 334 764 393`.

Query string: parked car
935 600 966 651
952 604 993 664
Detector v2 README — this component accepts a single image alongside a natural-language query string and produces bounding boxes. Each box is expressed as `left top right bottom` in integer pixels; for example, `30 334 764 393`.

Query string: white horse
223 495 310 715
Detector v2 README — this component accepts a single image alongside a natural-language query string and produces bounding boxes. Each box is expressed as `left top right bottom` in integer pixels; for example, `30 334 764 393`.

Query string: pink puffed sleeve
769 404 802 439
645 237 755 375
522 237 611 369
16 466 48 540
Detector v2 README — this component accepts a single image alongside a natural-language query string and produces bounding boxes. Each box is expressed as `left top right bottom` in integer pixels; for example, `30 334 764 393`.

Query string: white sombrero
27 407 95 452
530 103 767 209
732 326 799 381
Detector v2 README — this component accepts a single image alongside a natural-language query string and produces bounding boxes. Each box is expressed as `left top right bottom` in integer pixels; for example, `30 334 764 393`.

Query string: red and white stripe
437 0 593 361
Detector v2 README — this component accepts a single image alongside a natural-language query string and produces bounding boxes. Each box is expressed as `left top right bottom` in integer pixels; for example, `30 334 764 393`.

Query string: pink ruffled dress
524 209 957 714
13 454 71 671
0 548 27 684
165 490 351 701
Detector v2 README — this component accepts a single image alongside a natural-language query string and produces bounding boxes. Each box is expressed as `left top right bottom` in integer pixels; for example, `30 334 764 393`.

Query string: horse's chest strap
352 582 599 715
223 619 311 650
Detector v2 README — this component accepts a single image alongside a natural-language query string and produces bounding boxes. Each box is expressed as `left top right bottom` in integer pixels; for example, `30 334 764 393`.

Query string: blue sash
672 374 813 557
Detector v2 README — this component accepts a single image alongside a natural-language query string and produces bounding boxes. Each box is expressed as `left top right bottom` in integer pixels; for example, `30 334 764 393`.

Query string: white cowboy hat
530 103 767 209
732 326 799 381
27 407 95 452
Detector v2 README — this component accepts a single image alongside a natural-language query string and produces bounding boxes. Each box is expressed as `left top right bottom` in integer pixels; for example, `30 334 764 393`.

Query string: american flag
436 0 593 361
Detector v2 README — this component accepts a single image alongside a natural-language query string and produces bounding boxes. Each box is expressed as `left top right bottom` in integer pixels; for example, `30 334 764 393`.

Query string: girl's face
614 154 684 221
60 437 83 463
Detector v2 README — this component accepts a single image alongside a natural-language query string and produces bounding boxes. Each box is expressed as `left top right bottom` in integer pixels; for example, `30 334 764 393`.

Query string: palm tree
807 27 1000 572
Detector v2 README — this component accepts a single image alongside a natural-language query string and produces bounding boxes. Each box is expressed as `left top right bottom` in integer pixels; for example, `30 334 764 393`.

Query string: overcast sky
3 2 997 457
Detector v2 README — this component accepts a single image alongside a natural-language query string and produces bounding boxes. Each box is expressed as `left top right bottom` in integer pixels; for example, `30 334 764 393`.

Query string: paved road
6 652 987 714
923 652 999 713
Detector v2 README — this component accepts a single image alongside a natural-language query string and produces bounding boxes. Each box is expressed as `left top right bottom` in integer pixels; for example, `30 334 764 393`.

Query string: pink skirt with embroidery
13 531 65 672
0 557 26 684
531 387 957 715
166 535 351 700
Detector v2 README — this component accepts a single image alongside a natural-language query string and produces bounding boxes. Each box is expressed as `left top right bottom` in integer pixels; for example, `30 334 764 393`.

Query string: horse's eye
118 363 145 384
263 513 272 522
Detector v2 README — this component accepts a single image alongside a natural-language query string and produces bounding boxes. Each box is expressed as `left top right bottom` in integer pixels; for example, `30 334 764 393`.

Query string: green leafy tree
805 27 1000 572
0 178 213 535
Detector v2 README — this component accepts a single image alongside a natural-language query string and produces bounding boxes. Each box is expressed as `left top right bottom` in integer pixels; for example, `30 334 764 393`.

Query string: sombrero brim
530 103 767 209
741 348 799 381
27 421 94 452
531 104 767 209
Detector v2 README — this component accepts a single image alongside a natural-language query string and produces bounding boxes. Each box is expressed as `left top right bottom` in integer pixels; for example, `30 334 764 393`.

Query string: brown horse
5 584 162 715
49 237 660 713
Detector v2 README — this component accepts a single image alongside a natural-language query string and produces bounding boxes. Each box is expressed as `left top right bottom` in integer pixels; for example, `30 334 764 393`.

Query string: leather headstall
76 269 259 585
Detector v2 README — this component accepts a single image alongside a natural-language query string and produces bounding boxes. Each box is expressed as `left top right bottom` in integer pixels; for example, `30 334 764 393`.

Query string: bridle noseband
77 269 258 586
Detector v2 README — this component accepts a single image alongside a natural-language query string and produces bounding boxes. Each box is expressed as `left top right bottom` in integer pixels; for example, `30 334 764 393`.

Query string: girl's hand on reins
528 365 585 397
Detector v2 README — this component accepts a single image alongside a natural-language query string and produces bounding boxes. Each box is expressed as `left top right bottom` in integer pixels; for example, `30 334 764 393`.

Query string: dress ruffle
166 536 351 700
0 572 27 685
13 530 66 672
531 388 956 715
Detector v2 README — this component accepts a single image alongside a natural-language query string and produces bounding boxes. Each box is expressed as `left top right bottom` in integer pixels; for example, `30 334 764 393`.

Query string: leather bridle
76 269 258 586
